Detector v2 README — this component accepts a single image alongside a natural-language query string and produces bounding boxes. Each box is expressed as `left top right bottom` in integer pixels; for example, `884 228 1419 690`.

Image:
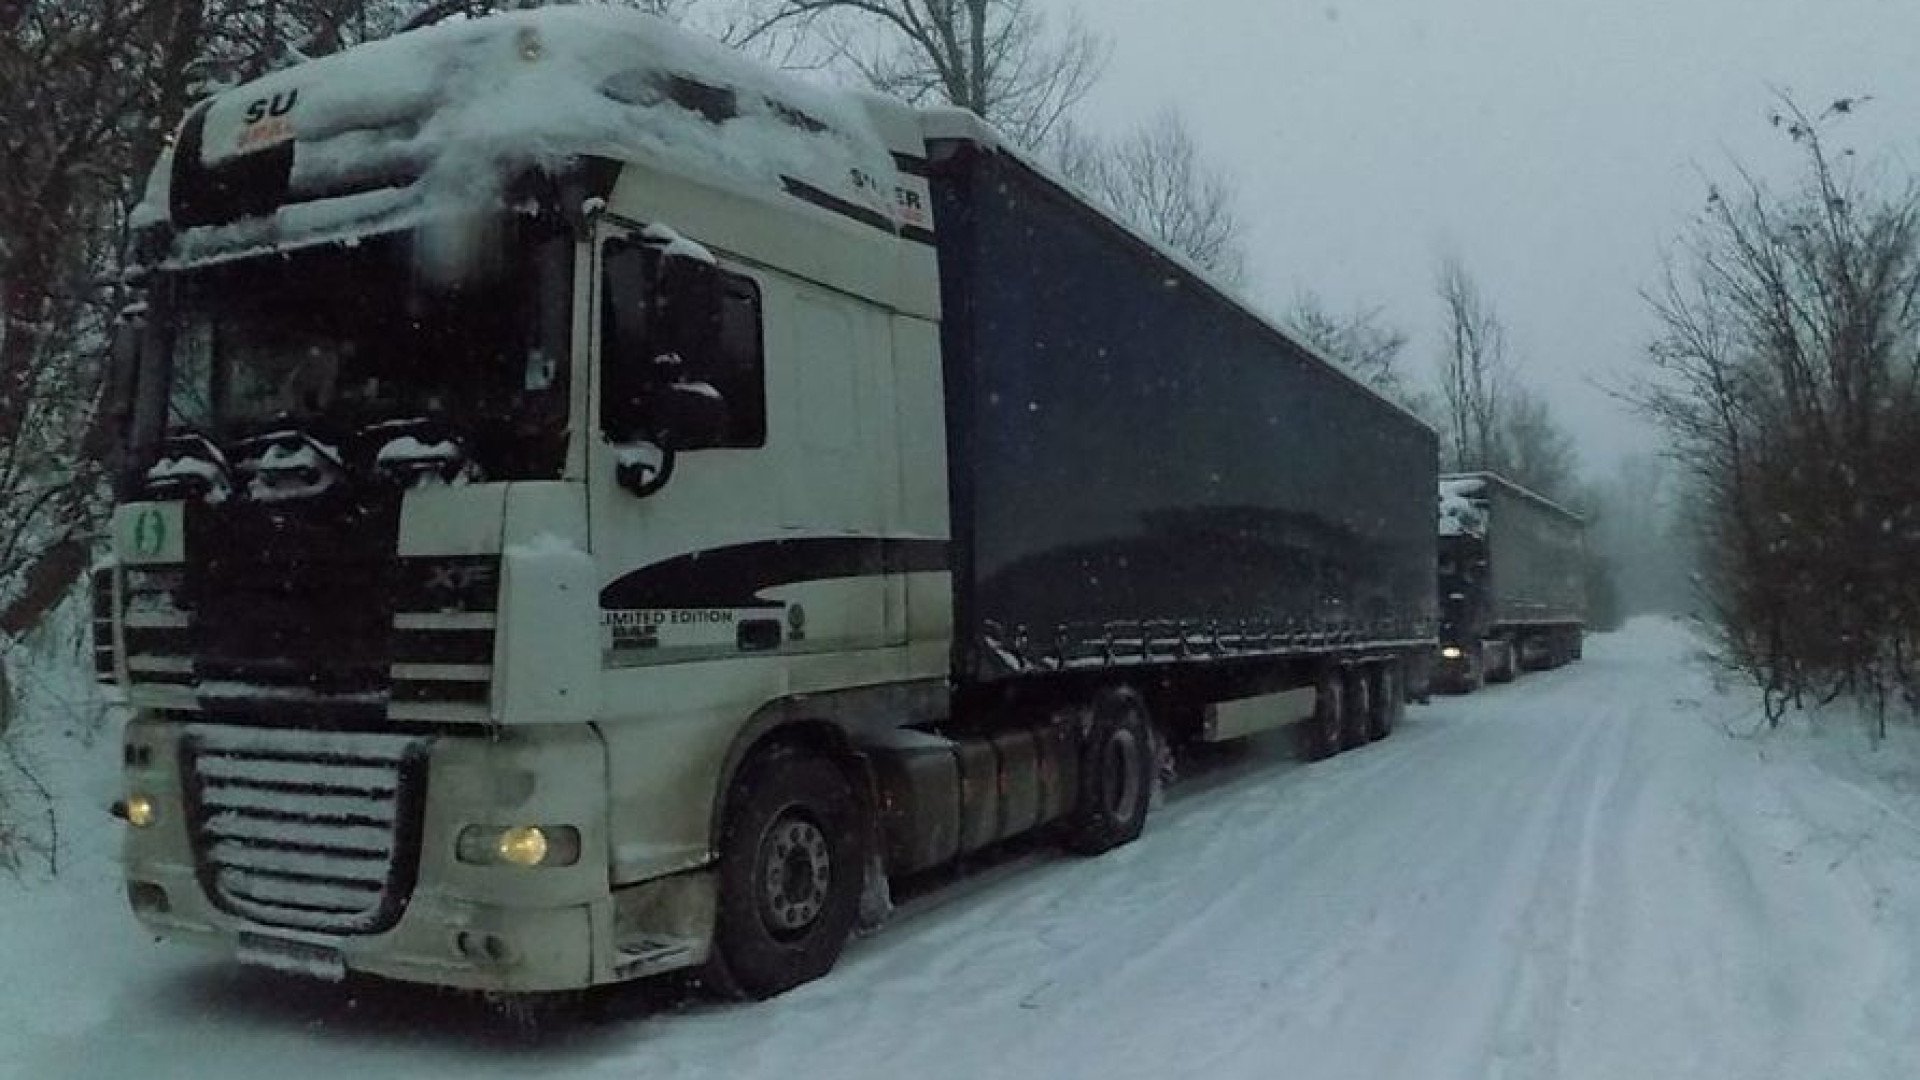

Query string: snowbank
7 617 1920 1079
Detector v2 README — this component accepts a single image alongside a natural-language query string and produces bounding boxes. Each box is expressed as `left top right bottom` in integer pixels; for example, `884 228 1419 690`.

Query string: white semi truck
98 9 1437 999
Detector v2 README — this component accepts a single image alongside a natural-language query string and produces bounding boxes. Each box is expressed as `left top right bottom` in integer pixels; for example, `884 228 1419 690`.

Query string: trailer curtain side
926 142 1438 684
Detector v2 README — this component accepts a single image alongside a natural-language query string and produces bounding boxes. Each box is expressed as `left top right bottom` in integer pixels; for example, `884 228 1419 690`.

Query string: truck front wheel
707 749 866 999
1062 688 1155 855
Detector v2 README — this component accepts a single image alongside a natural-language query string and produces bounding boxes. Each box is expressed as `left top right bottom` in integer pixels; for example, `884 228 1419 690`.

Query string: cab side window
709 274 766 447
600 238 765 450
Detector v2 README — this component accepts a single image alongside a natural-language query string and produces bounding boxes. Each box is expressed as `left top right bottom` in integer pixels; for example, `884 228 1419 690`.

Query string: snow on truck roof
129 8 1434 432
138 6 908 265
1438 472 1585 533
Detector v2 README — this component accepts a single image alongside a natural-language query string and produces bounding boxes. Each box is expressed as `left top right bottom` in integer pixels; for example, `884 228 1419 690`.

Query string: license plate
236 931 347 982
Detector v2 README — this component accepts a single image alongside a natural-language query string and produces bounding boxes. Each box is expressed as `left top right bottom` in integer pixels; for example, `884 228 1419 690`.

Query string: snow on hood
140 7 898 261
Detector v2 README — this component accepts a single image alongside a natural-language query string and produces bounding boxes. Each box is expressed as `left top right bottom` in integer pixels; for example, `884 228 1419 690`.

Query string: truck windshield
164 220 572 481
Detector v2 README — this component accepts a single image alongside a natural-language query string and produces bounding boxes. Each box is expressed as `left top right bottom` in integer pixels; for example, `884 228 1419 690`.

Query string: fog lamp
457 824 581 868
498 826 548 867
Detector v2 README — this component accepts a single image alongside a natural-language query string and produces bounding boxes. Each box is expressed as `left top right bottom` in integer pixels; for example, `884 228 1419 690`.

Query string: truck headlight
1440 645 1464 660
456 824 580 868
124 794 156 827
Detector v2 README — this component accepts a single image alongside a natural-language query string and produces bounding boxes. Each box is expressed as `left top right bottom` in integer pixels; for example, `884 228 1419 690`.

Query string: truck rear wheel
1061 688 1155 855
1341 665 1374 749
1486 641 1516 684
1367 662 1404 740
707 749 865 999
1299 669 1346 761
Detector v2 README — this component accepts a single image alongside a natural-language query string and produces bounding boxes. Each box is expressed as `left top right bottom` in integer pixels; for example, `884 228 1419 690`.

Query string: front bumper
1433 645 1477 687
119 717 635 993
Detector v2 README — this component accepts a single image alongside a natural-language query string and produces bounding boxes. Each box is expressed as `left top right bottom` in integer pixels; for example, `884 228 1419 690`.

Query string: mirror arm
615 441 676 498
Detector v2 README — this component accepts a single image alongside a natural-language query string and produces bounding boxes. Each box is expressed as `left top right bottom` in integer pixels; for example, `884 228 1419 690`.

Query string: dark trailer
924 129 1438 752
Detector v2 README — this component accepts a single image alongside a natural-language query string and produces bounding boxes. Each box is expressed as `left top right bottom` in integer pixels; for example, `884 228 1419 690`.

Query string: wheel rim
1102 727 1144 821
757 812 832 939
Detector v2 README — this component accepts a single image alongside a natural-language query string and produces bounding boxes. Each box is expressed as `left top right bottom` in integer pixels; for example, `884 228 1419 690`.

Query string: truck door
590 224 898 671
772 283 904 650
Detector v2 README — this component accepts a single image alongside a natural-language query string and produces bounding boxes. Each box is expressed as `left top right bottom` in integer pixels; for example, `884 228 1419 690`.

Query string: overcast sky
1056 0 1920 471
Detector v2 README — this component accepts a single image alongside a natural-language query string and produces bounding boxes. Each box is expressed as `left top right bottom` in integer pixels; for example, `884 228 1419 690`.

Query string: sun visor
170 99 298 228
170 61 437 230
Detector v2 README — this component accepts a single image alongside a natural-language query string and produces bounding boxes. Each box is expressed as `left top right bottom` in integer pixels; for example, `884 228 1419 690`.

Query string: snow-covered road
6 619 1920 1079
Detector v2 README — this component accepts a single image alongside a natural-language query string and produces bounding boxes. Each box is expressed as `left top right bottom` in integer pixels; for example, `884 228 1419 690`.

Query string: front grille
197 554 394 702
182 725 429 935
91 565 117 684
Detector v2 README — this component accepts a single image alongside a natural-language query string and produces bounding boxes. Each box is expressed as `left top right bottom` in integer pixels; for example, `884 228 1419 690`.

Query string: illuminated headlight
124 794 156 828
456 824 580 868
516 25 543 62
1440 646 1464 660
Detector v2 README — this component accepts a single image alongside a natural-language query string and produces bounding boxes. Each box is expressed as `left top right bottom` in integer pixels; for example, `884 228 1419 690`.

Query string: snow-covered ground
5 618 1920 1080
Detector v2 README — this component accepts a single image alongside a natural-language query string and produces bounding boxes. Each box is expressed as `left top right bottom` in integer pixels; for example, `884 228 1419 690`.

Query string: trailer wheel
1463 645 1486 693
1367 662 1404 740
706 749 865 999
1061 688 1155 855
1298 669 1346 761
1341 665 1374 749
1486 641 1517 684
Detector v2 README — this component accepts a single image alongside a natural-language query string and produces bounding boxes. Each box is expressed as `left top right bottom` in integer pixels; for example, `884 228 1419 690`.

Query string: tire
1341 665 1373 749
706 749 866 1000
1298 668 1346 761
1486 641 1516 684
1062 688 1156 855
1367 661 1404 740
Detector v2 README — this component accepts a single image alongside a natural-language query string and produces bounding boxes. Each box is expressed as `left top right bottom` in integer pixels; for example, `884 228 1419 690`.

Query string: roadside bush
1636 99 1920 737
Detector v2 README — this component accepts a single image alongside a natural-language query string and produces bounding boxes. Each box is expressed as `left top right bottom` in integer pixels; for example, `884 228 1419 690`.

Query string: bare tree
737 0 1106 149
1053 110 1247 285
1584 453 1692 620
1434 256 1510 473
400 0 696 34
1632 96 1920 733
1 0 407 872
1288 292 1410 397
1499 388 1578 502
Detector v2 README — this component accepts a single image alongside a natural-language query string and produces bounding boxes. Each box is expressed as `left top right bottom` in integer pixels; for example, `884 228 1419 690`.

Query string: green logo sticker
132 507 167 558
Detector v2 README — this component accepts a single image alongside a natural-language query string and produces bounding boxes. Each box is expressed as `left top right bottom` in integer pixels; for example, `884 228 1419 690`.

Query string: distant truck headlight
122 794 157 827
1440 645 1464 661
456 824 581 868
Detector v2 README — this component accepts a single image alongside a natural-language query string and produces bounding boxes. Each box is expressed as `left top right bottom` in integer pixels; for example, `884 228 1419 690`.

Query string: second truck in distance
1435 472 1587 690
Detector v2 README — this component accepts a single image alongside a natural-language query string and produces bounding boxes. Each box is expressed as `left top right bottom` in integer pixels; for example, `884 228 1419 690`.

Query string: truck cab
103 9 954 996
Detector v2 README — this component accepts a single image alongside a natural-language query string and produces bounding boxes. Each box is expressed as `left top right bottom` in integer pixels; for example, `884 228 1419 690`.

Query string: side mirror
610 381 729 499
106 307 142 430
614 440 674 498
603 242 655 375
656 248 721 364
652 380 728 449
